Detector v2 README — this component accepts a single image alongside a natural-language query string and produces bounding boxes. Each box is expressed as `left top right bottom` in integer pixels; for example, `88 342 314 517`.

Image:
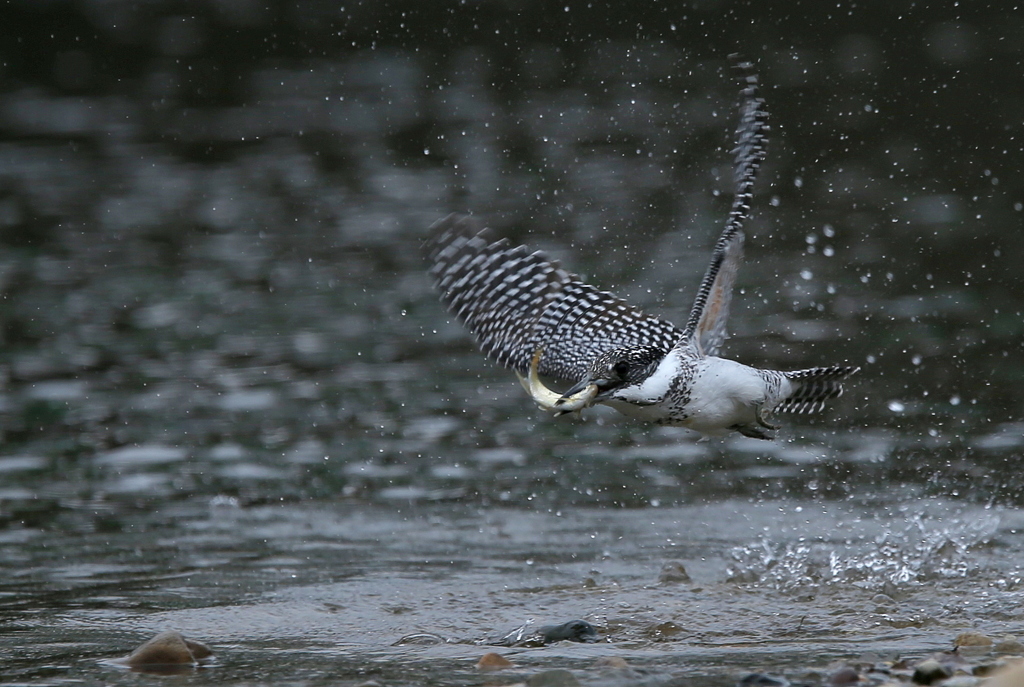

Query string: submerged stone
538 620 598 644
485 619 598 646
392 632 447 645
658 560 692 583
955 631 993 647
956 631 995 656
117 630 212 670
476 652 514 671
738 673 790 687
993 635 1024 655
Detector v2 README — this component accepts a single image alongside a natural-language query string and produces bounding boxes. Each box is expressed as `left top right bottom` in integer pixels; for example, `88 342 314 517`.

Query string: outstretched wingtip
679 65 769 356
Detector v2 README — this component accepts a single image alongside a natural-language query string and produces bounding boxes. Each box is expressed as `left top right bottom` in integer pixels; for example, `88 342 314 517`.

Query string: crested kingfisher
425 68 858 439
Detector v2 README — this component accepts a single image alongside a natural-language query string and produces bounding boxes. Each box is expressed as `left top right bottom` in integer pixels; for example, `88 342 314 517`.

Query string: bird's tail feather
777 366 859 414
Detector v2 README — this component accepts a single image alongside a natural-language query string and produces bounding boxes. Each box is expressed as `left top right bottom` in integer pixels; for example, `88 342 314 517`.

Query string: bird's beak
557 377 604 405
554 379 599 412
516 349 598 415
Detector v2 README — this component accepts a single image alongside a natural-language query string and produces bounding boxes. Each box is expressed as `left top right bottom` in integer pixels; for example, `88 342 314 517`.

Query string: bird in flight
425 69 858 439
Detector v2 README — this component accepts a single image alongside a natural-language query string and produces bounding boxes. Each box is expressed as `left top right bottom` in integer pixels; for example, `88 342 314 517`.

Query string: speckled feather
777 367 853 414
425 214 681 382
682 71 767 357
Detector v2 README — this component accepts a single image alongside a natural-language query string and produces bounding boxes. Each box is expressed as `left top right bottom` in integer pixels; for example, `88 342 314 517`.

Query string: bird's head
557 345 666 405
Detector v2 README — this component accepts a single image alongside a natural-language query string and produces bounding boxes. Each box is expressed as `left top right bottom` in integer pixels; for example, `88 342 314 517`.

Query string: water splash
726 512 1000 593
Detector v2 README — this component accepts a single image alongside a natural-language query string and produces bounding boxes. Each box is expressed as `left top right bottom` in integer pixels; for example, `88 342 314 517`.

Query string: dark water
0 2 1022 685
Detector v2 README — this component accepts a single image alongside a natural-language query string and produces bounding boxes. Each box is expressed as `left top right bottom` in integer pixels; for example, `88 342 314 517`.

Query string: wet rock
738 673 790 687
993 635 1024 655
828 665 861 685
525 668 580 687
912 659 951 685
593 656 629 669
117 630 212 670
485 619 597 647
658 560 692 583
956 631 994 656
182 638 212 660
477 652 514 671
538 620 598 644
393 632 447 645
955 631 993 647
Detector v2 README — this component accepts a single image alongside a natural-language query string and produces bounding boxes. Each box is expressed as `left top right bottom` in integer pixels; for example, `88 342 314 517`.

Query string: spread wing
425 214 682 382
679 69 768 357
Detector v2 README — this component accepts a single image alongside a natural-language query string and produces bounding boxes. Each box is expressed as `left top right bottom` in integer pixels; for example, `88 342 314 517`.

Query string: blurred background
0 1 1022 684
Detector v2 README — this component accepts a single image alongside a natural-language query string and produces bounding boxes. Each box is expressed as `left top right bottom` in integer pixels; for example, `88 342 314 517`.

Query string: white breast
684 357 771 433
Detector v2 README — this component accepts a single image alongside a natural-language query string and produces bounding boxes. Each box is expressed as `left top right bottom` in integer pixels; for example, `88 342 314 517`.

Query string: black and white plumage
425 70 858 439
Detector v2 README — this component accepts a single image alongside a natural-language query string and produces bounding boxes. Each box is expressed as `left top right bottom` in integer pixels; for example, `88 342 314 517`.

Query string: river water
1 3 1022 685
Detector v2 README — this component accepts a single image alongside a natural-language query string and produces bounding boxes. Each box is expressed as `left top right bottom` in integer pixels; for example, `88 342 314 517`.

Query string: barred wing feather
680 70 767 357
425 214 682 382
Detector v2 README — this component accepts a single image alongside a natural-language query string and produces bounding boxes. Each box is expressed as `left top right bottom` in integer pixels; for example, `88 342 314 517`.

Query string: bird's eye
612 360 630 376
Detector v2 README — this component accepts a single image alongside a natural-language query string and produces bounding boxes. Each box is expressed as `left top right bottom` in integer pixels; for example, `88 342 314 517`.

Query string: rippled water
1 3 1022 685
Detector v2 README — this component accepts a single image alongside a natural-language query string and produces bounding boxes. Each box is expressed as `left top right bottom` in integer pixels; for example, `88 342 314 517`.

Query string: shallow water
1 3 1023 685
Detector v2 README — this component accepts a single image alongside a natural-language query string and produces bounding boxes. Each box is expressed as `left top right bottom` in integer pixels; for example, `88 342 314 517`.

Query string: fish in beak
516 349 598 415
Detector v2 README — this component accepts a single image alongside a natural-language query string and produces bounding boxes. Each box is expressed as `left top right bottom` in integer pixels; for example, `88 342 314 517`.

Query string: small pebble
659 560 692 583
477 652 514 671
912 659 951 685
593 656 629 669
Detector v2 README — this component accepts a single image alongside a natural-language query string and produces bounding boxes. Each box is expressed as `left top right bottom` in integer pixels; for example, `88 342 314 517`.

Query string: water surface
0 3 1022 685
